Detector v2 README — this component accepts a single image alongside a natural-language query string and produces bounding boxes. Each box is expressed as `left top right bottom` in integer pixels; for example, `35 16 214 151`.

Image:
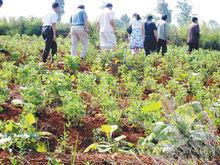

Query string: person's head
105 3 113 10
77 4 85 9
162 15 168 21
0 0 3 7
133 13 141 21
52 2 60 13
147 15 153 21
192 17 198 23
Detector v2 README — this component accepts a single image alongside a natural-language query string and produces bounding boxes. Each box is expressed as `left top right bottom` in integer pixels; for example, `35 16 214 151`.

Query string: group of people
41 2 200 63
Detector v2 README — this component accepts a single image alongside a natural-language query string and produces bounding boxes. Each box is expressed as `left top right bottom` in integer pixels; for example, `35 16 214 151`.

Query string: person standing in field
129 13 144 55
157 15 169 56
187 17 200 54
41 2 59 63
70 5 89 59
97 3 117 51
143 15 158 55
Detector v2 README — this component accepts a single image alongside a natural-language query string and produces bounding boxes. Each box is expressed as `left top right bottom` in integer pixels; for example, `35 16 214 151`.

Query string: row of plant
0 35 219 164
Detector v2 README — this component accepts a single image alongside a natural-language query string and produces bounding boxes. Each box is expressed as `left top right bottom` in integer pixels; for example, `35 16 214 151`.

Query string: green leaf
5 123 13 133
25 113 36 126
101 125 118 139
36 142 47 153
142 101 162 114
84 143 98 153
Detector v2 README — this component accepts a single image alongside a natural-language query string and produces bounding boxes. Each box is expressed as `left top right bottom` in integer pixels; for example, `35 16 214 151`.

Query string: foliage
157 0 172 23
176 0 192 26
0 35 219 163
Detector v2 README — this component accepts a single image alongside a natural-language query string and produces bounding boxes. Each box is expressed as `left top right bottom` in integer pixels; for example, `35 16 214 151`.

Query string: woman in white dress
129 13 144 55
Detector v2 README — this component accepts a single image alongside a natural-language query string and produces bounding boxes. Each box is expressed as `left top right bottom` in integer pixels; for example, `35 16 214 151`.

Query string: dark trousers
42 26 57 63
157 39 167 55
144 38 157 55
188 43 199 53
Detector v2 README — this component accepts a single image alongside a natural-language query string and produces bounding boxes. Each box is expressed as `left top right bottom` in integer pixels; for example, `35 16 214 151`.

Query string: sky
0 0 220 24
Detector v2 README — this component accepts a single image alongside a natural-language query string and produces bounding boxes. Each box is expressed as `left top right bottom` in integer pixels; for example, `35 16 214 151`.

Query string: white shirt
98 8 116 33
42 11 58 26
157 20 169 41
130 19 143 30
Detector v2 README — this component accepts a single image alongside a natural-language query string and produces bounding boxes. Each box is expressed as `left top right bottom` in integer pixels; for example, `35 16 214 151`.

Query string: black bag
127 26 132 35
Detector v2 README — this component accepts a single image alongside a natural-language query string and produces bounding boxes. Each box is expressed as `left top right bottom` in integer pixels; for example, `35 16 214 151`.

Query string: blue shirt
70 9 88 26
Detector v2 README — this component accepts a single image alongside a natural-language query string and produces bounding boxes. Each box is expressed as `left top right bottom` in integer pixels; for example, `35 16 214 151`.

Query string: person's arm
197 25 200 39
52 23 56 41
165 23 169 41
110 12 116 32
96 20 100 31
142 22 145 36
83 11 89 32
70 16 72 24
153 23 158 41
110 19 116 32
154 30 158 41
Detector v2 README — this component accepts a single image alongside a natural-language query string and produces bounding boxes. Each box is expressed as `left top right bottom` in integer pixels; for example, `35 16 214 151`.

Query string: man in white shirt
157 15 169 55
42 2 59 63
97 3 116 51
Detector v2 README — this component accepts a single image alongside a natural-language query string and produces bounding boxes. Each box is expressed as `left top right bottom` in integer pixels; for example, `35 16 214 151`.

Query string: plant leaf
84 143 98 153
36 142 47 153
25 113 36 126
142 101 162 114
101 125 118 139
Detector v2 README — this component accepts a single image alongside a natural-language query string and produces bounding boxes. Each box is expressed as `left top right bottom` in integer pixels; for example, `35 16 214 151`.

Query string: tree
157 0 172 23
116 14 130 29
176 0 192 26
54 0 65 21
208 20 219 29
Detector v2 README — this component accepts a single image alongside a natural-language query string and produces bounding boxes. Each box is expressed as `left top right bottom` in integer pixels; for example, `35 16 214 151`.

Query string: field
0 35 219 164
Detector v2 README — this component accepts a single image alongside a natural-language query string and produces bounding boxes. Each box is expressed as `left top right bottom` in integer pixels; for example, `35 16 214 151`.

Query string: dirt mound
8 84 23 101
74 153 165 165
68 114 107 150
0 103 22 121
37 110 65 137
23 152 48 165
0 150 10 165
79 62 91 73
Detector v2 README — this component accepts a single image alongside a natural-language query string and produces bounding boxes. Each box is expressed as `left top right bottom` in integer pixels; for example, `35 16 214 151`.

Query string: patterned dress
130 19 144 49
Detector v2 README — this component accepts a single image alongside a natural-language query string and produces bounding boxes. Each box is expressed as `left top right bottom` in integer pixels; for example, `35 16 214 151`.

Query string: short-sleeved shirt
130 19 143 30
98 8 116 33
157 20 169 41
70 9 88 26
144 21 157 40
187 23 200 44
42 11 58 26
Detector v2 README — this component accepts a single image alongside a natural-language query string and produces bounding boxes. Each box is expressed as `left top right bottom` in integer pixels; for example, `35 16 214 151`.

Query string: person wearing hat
143 15 158 55
157 15 169 55
187 17 200 54
41 2 60 63
70 5 89 59
97 3 117 51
